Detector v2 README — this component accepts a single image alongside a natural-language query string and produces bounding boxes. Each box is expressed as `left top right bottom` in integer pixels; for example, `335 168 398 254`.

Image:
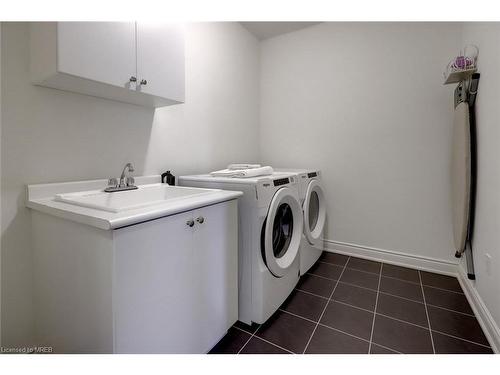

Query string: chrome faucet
104 163 139 193
119 163 134 187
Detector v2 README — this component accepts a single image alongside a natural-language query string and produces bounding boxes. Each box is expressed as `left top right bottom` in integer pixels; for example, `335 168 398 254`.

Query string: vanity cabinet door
192 201 239 353
113 209 198 354
112 200 238 353
136 22 185 102
57 22 136 88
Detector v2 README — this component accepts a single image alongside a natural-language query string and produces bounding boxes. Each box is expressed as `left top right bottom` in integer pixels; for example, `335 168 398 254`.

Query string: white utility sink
54 183 213 213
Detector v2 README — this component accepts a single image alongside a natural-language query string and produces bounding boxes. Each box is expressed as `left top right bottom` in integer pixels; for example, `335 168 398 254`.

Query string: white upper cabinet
30 22 185 108
57 22 136 89
136 23 185 102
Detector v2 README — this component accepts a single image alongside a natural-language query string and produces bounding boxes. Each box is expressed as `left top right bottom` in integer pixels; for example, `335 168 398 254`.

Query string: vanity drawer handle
186 219 195 227
196 217 204 224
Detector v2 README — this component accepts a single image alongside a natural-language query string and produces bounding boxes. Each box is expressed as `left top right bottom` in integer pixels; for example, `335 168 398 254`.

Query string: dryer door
262 187 303 277
303 179 326 245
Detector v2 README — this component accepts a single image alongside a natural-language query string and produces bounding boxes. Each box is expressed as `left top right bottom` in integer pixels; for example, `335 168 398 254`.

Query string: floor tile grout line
232 325 295 354
383 275 465 295
319 261 381 276
305 272 340 282
295 285 476 321
370 342 403 354
315 322 403 354
278 307 373 346
419 270 436 354
376 312 430 331
285 293 430 330
237 323 262 354
318 266 466 295
378 290 425 304
278 308 319 324
425 303 476 317
430 329 493 349
279 306 430 349
345 256 383 272
294 288 331 301
233 312 492 352
338 276 464 298
250 335 295 354
336 280 379 292
295 286 382 313
330 298 375 314
325 254 465 293
423 285 465 295
236 332 255 354
378 290 475 317
368 263 383 353
318 261 347 269
301 256 350 354
232 324 257 335
318 260 348 268
316 323 370 344
380 274 423 286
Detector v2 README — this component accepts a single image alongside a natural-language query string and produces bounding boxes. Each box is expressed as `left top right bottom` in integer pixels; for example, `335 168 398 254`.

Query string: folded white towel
227 163 261 170
210 166 274 178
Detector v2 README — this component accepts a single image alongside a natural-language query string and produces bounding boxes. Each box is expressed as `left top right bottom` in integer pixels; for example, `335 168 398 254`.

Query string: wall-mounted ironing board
451 96 471 254
450 74 480 279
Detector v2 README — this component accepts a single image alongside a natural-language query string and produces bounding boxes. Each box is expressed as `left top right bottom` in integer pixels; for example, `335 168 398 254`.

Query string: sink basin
54 183 214 213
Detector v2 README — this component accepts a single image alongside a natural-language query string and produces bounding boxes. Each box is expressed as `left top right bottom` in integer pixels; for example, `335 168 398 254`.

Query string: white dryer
275 169 326 275
178 173 303 325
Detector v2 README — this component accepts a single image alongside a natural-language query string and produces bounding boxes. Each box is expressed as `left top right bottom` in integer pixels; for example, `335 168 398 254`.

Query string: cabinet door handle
196 216 204 224
186 219 194 227
140 79 147 85
129 76 137 82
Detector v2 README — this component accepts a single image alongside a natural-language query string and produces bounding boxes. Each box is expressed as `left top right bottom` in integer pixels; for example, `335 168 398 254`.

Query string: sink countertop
26 175 243 230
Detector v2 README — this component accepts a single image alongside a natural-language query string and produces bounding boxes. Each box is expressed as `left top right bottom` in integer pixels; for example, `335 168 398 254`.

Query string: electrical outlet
485 253 492 276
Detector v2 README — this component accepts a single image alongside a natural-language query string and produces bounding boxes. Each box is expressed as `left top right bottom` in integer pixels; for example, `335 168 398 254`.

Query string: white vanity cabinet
30 22 185 108
31 200 238 353
113 203 238 353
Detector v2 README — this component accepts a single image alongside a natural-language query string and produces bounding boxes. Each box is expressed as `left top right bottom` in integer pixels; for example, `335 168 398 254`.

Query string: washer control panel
273 177 290 187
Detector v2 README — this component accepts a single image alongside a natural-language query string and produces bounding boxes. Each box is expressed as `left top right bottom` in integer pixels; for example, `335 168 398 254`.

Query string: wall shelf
444 67 477 85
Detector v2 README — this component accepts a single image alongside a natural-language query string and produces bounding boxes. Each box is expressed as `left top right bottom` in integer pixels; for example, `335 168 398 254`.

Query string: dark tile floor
209 253 494 354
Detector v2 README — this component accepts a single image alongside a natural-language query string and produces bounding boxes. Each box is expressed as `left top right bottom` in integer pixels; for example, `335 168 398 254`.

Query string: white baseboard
324 238 500 353
457 266 500 353
324 239 458 276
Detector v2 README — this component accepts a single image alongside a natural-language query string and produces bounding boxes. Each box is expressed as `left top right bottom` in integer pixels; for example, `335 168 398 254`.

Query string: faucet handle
108 178 118 187
126 176 135 187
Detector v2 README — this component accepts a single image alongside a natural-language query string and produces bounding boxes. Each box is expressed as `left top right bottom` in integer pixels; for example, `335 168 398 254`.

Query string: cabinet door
192 201 239 353
57 22 136 88
113 210 198 354
136 22 185 101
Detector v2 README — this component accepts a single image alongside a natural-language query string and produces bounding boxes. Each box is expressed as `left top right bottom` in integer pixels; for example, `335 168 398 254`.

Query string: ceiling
240 22 321 40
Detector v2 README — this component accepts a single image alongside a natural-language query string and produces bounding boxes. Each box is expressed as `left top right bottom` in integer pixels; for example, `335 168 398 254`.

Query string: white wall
0 22 260 347
461 23 500 333
260 23 462 264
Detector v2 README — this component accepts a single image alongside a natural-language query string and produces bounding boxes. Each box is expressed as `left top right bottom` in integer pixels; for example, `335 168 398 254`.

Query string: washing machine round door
263 187 303 277
303 179 326 245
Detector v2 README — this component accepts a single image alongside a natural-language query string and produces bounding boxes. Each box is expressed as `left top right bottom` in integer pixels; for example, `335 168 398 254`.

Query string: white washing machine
178 173 303 325
275 169 326 275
